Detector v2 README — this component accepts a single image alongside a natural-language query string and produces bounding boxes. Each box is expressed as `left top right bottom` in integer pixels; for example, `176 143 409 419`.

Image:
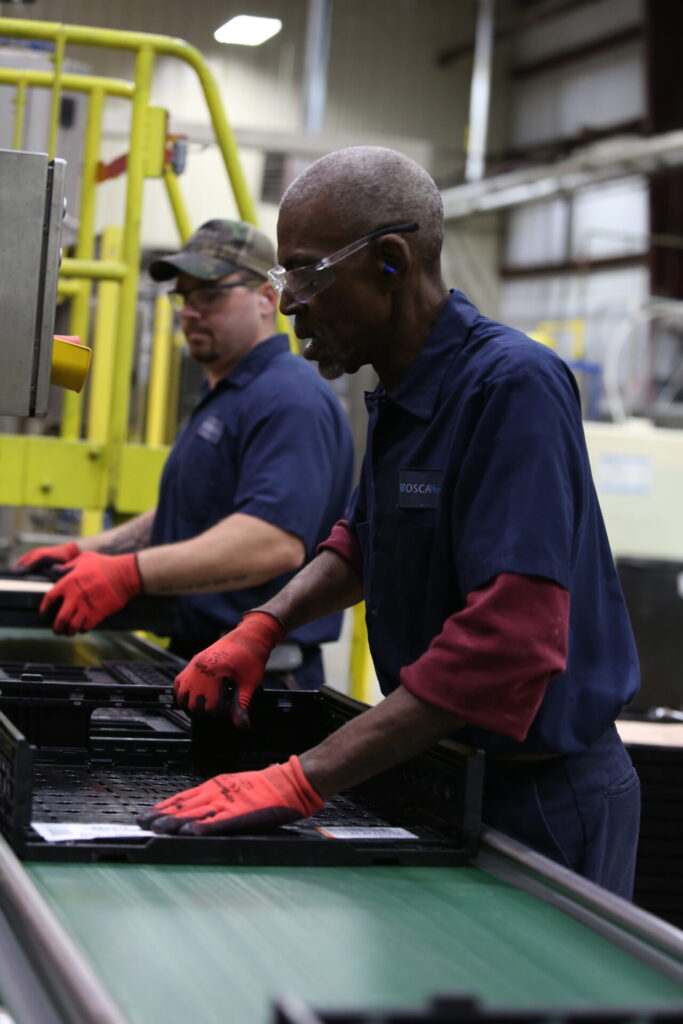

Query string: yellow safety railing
0 17 362 697
0 16 258 519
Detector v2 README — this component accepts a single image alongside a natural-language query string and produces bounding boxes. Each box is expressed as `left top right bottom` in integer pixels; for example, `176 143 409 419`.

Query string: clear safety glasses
267 221 419 303
168 279 262 313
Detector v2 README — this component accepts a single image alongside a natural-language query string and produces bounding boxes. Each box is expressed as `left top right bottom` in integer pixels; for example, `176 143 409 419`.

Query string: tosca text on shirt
398 469 443 509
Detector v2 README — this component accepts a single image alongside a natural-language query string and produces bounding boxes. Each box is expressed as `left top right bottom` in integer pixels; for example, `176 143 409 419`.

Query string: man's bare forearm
138 513 305 595
258 549 363 632
79 510 155 555
299 686 465 799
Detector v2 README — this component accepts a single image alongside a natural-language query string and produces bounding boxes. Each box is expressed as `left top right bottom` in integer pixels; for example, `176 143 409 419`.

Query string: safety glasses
168 279 262 313
267 221 419 303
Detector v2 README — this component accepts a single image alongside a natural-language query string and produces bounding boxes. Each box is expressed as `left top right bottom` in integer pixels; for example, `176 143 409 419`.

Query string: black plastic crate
273 993 683 1024
0 658 179 747
0 688 483 867
0 571 175 634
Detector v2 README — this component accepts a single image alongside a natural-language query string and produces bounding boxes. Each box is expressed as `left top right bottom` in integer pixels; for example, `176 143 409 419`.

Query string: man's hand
173 610 285 726
12 540 81 576
137 755 323 835
39 551 142 635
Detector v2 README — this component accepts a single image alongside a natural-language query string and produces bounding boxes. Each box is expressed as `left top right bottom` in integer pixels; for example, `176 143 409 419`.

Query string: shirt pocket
393 504 437 546
388 509 438 622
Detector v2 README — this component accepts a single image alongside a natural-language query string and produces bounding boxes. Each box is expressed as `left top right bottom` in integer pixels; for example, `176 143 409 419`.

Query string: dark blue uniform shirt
349 291 639 754
152 334 354 652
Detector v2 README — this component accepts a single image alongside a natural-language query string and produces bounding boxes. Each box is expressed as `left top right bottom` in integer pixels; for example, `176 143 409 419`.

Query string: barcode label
315 826 417 840
32 822 155 842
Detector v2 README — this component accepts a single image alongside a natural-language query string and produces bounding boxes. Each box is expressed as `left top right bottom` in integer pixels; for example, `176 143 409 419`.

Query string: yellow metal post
349 603 373 703
144 107 168 178
163 328 186 447
80 509 105 539
569 318 587 361
86 228 122 445
61 85 106 440
79 226 122 534
104 45 154 505
146 296 175 447
163 165 193 243
11 79 26 149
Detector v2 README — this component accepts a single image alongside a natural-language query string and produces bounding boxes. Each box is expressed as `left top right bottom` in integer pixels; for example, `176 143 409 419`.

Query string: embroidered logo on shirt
398 469 443 508
197 415 224 444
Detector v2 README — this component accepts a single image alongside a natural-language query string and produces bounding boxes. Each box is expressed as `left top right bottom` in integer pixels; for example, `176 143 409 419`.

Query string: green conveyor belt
28 863 683 1024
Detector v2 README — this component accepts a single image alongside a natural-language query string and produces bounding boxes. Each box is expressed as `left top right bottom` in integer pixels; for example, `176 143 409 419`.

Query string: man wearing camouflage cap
20 219 354 691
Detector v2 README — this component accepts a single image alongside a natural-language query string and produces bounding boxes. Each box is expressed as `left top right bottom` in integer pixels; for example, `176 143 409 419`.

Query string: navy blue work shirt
151 334 354 652
349 291 639 755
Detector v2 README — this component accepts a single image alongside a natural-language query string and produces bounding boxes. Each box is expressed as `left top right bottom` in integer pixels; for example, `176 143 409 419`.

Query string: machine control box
0 148 67 416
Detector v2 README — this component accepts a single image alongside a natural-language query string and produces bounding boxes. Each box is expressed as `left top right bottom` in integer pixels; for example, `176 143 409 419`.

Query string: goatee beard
317 361 345 380
303 339 344 380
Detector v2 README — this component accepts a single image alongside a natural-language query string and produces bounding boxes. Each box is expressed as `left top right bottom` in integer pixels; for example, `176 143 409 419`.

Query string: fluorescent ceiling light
214 15 282 46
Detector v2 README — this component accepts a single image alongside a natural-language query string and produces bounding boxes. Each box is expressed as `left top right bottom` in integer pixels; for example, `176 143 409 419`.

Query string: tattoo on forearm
99 516 154 555
156 574 249 595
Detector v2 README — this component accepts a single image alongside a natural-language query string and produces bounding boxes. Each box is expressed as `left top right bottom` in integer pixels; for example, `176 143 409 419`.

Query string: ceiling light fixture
214 15 282 46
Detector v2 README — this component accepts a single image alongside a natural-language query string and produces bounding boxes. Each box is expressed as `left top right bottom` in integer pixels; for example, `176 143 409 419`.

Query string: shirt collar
199 334 290 401
365 290 480 420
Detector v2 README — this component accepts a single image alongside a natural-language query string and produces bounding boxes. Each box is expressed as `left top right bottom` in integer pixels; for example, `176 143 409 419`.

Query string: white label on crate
31 822 156 842
0 579 52 593
314 826 418 840
598 454 653 494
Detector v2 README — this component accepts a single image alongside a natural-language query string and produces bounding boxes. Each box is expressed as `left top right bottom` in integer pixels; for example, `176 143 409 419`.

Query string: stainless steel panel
0 149 66 417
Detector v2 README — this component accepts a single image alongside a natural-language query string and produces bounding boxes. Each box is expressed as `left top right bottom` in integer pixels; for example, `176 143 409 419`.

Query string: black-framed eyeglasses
168 279 262 313
267 221 419 303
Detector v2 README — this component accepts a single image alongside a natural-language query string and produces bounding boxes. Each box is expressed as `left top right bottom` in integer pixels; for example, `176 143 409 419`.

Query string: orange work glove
13 540 81 576
137 755 323 835
173 610 285 726
39 551 142 635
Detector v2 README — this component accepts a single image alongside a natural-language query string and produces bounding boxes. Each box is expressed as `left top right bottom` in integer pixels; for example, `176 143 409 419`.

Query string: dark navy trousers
481 724 641 899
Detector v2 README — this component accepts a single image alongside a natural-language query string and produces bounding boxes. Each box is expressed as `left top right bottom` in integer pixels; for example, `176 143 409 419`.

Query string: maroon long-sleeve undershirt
319 519 570 742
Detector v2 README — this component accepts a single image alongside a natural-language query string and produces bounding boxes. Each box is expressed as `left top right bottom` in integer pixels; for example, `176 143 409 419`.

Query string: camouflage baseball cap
148 219 276 282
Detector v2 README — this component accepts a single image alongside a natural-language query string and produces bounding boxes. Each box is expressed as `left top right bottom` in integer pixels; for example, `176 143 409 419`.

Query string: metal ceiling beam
441 128 683 219
436 0 603 67
465 0 495 183
301 0 333 135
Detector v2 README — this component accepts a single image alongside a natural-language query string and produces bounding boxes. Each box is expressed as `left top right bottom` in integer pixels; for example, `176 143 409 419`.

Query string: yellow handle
50 335 92 392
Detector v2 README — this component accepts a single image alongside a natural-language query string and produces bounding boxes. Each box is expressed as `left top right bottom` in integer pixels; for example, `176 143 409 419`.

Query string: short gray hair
281 146 444 270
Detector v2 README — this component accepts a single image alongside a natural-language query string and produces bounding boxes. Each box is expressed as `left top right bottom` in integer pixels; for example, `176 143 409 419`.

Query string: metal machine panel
584 418 683 560
0 148 66 417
